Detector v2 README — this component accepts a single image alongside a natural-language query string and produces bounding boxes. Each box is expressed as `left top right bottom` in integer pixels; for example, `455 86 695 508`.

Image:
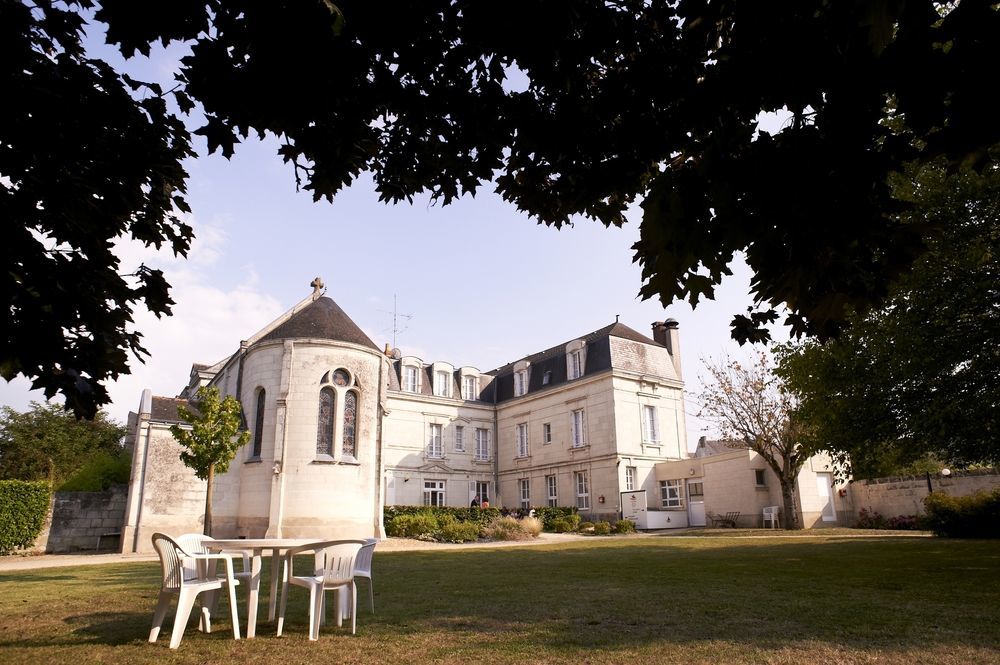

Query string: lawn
1 534 998 664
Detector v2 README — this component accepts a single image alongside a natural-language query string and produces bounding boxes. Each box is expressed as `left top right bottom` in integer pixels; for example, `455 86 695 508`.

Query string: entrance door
816 472 836 522
687 480 706 526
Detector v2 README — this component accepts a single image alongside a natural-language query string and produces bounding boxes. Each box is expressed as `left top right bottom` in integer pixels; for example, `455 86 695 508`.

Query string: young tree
696 353 811 530
0 402 126 486
170 387 249 536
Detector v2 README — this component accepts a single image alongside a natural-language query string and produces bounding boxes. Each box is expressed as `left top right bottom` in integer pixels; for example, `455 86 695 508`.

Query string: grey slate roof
694 437 743 458
150 397 193 424
257 297 378 350
490 322 664 403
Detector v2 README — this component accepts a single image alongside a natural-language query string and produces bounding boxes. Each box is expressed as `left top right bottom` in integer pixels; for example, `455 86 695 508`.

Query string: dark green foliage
549 513 582 533
437 519 482 544
384 505 501 530
0 403 126 487
0 480 52 554
530 506 579 531
612 519 637 534
386 512 441 539
58 450 131 491
592 521 612 535
923 490 1000 538
7 3 999 416
777 161 1000 475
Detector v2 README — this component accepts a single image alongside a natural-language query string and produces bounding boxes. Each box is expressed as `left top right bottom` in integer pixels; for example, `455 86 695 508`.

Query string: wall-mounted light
598 495 605 504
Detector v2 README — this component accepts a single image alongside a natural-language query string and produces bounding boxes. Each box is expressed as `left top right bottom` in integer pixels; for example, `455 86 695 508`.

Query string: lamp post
925 468 952 494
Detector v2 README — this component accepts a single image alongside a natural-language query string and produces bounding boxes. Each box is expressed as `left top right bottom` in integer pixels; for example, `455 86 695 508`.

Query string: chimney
652 319 682 379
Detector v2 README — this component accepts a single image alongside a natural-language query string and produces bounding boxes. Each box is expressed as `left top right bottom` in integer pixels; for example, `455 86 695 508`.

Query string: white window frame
546 474 558 507
642 404 660 443
428 423 443 458
433 370 451 397
454 425 465 452
519 478 530 509
660 479 683 508
423 480 446 506
625 466 636 491
514 369 528 397
462 375 478 400
575 471 590 510
569 350 583 380
542 422 552 444
475 428 491 461
474 481 491 504
571 409 586 448
516 422 529 458
403 365 419 393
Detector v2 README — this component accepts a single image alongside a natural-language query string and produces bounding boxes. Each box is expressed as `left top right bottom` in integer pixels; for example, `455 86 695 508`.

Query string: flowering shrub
854 508 888 529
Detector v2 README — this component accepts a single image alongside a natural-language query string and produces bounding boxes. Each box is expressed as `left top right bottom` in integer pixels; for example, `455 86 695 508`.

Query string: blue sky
1 26 788 451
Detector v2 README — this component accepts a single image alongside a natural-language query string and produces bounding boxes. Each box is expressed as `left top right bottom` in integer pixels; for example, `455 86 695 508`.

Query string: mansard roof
257 296 378 350
489 321 665 402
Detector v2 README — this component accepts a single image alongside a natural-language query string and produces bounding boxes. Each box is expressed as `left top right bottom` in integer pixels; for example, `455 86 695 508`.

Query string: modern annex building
120 282 690 552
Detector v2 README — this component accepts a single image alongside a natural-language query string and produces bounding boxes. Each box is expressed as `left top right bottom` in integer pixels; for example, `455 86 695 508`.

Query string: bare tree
697 352 810 530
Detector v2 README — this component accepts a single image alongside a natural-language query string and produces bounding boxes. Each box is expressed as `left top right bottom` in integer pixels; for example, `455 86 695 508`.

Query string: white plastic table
207 538 313 638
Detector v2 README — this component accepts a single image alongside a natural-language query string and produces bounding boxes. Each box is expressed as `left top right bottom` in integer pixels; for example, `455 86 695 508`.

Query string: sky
1 23 788 452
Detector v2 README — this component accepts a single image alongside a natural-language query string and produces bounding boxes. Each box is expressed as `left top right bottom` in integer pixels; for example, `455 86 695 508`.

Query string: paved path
0 532 596 572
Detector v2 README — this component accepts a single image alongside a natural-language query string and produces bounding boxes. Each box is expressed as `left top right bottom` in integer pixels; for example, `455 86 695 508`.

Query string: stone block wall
45 484 129 553
848 469 1000 520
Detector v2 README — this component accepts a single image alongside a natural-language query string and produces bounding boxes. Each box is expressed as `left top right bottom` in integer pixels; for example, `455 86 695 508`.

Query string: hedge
383 505 580 532
924 489 1000 538
0 480 52 554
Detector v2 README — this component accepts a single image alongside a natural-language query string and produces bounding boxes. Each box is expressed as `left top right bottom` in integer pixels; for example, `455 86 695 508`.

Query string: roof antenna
379 294 413 349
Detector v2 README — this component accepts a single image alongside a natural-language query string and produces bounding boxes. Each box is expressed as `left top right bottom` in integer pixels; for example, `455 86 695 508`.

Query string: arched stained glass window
252 388 265 458
317 387 335 457
342 390 357 457
333 369 350 386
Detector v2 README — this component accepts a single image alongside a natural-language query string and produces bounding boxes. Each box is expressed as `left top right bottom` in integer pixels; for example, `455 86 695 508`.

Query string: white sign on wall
621 490 647 522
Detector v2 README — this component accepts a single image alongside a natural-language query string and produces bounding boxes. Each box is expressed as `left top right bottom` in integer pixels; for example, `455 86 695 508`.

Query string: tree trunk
204 463 215 536
780 477 801 530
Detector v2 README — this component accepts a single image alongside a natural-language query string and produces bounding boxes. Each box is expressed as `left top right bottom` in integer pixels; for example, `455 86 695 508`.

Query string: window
571 409 586 448
688 482 704 500
546 475 558 507
516 422 529 458
575 471 590 510
625 466 636 491
316 387 335 457
514 370 528 397
403 366 419 393
428 424 443 458
423 480 446 506
519 478 531 509
454 425 465 452
642 405 659 443
342 390 357 457
434 370 451 397
569 350 583 380
475 428 491 461
474 481 491 504
542 422 552 444
462 376 478 400
251 388 265 458
542 371 552 385
660 479 683 508
755 469 767 487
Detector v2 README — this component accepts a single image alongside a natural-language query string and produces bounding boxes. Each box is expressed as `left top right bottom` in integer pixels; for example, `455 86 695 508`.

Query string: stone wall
848 469 1000 519
45 484 128 553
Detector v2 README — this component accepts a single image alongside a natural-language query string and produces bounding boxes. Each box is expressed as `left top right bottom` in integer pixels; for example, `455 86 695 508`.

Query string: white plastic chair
176 533 252 583
762 506 780 529
149 532 241 649
353 538 378 614
276 539 365 640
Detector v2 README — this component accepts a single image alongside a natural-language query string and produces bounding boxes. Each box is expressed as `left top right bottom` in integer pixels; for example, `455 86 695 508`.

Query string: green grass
1 535 999 664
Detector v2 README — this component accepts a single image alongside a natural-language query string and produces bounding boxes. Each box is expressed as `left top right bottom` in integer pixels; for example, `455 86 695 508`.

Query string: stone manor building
120 282 689 552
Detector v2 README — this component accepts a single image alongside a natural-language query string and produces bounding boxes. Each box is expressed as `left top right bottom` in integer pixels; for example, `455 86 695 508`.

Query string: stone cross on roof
310 277 325 296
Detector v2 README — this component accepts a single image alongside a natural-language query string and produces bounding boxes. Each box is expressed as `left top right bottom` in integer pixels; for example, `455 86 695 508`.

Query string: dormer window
462 375 478 400
434 370 451 397
403 365 419 393
566 340 587 380
514 370 527 397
